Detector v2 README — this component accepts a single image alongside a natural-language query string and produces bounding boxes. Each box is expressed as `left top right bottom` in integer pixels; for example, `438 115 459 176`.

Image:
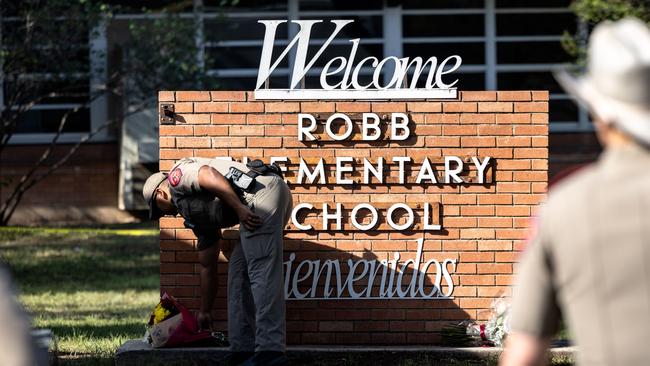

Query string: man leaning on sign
501 18 650 366
143 157 292 366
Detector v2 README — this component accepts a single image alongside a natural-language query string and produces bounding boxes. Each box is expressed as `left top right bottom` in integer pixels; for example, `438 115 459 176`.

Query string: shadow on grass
58 355 115 366
0 228 159 293
45 322 147 339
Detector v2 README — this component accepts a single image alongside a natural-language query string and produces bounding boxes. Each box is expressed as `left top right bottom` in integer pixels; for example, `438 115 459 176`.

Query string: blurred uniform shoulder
544 162 599 215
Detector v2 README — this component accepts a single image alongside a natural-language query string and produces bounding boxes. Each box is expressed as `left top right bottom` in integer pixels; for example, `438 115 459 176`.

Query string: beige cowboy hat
555 17 650 145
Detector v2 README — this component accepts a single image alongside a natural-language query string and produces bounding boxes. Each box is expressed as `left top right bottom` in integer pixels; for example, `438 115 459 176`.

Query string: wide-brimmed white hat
555 17 650 145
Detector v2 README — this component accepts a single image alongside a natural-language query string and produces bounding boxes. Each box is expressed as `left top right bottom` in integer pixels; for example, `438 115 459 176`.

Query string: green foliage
563 0 650 62
571 0 649 24
121 12 217 107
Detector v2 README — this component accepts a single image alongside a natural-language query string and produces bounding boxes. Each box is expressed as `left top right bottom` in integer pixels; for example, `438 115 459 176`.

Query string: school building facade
1 0 596 225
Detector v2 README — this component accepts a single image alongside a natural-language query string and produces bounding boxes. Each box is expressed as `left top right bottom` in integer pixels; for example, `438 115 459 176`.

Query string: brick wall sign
158 89 549 345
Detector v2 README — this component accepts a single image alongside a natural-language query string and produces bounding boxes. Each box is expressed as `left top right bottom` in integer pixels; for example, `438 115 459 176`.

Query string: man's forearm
198 245 219 314
198 166 246 212
199 262 217 313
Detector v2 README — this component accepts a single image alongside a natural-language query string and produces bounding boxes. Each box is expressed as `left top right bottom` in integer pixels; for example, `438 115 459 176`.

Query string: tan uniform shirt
511 144 650 366
167 157 247 250
168 157 250 196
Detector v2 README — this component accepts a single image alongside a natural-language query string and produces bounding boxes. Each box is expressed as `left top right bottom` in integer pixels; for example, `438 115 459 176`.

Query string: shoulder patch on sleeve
168 167 183 187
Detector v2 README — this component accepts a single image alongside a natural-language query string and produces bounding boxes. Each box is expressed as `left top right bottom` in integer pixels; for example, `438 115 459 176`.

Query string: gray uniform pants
228 174 292 352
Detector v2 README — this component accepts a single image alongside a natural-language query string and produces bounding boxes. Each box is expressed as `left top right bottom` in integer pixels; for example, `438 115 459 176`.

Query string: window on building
2 14 110 144
494 1 588 131
398 1 587 131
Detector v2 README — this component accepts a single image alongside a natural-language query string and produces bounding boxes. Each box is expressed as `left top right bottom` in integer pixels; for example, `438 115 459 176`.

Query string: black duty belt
224 159 283 194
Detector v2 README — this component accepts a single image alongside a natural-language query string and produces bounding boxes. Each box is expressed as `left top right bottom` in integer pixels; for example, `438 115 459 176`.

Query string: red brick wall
158 90 549 345
0 143 129 225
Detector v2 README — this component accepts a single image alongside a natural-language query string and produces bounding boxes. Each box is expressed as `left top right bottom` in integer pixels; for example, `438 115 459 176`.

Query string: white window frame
4 19 111 145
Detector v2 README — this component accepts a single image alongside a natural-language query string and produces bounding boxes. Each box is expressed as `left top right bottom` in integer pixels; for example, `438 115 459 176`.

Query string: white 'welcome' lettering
255 20 462 100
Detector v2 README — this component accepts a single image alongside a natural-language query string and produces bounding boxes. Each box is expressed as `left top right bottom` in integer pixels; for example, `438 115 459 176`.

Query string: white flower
497 302 507 315
484 296 512 346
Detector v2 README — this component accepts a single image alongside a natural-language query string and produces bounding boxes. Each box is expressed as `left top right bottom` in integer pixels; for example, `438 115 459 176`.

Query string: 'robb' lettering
298 113 410 141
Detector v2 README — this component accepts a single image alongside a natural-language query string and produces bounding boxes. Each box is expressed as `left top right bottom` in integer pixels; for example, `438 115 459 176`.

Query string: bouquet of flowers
439 296 512 347
483 296 512 347
149 297 181 326
440 320 490 347
145 293 221 348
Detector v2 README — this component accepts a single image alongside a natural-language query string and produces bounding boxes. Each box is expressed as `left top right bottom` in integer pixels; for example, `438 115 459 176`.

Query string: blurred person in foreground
501 18 650 366
0 264 36 366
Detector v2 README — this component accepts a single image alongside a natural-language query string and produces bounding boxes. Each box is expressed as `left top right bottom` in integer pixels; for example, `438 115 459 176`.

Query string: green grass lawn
0 224 160 365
